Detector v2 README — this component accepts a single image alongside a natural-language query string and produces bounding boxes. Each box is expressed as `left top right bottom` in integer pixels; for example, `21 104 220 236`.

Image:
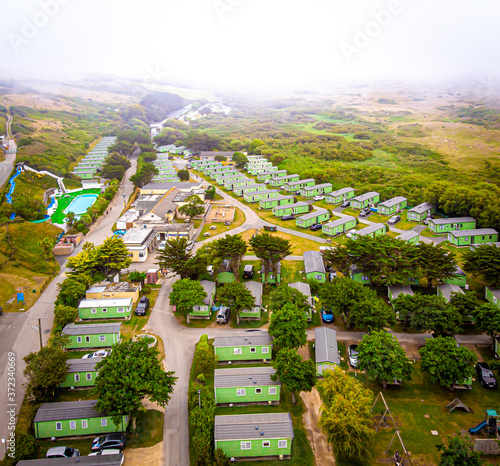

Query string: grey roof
273 174 299 181
487 287 500 300
297 209 328 222
244 281 263 306
17 456 123 466
66 358 101 373
300 183 333 192
378 196 407 208
315 327 340 365
328 187 354 197
408 202 434 214
121 227 155 245
214 413 293 441
285 178 315 187
448 228 498 238
438 284 464 301
87 282 139 294
323 216 356 228
453 266 466 277
148 189 180 217
200 151 235 157
214 367 279 388
135 193 163 211
288 282 312 299
261 195 294 203
303 250 326 274
214 331 272 348
396 231 419 241
141 181 202 192
388 285 414 300
200 280 216 305
34 400 106 423
245 189 279 196
352 191 379 202
173 191 200 202
275 201 309 210
62 323 121 336
354 223 386 236
259 170 285 176
235 183 265 191
429 217 475 225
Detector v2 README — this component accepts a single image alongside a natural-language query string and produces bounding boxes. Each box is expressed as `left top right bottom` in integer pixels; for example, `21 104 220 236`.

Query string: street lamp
198 389 201 409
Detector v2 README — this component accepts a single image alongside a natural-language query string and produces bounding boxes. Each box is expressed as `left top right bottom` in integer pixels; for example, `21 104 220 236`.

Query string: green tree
419 337 477 390
357 330 413 388
130 162 158 188
450 291 480 321
249 233 291 284
322 244 353 277
216 282 255 325
5 433 40 464
93 339 177 432
24 346 68 402
215 235 247 278
463 244 500 287
169 279 207 316
66 242 99 276
268 303 308 350
348 297 396 330
178 195 205 222
416 242 458 288
318 277 371 317
156 236 205 279
317 367 375 461
95 236 132 277
473 303 500 350
232 152 248 168
55 273 92 308
178 168 190 181
271 348 316 403
53 305 78 331
214 155 227 162
269 285 312 315
437 435 487 466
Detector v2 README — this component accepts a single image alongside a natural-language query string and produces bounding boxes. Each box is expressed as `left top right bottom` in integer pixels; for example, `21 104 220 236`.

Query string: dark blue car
321 307 334 323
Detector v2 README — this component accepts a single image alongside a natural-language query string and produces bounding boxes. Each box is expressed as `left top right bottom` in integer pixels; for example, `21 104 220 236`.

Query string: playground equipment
469 410 498 436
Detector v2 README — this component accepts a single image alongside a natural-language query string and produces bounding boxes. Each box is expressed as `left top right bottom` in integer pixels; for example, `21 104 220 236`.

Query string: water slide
22 165 67 194
469 421 488 434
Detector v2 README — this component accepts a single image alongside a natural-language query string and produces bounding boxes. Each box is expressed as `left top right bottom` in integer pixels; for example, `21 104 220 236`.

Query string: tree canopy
55 273 92 308
437 435 487 466
463 244 500 288
216 282 255 324
156 236 205 279
214 235 247 278
269 284 312 315
178 195 205 222
249 233 291 284
473 303 500 347
169 279 207 315
268 303 308 350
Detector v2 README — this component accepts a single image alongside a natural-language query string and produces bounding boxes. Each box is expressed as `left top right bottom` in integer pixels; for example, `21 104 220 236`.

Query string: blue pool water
64 194 98 215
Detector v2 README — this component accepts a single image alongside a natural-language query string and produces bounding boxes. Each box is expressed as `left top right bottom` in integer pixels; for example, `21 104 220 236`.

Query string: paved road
0 116 16 189
0 152 138 460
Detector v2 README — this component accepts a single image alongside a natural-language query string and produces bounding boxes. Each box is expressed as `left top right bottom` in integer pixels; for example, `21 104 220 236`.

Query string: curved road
0 115 16 189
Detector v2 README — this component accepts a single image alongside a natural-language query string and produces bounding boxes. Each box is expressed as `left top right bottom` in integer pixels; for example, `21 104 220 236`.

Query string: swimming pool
64 194 98 215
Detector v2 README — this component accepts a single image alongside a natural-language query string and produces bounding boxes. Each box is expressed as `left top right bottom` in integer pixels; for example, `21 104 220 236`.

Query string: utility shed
214 367 281 405
214 331 272 362
315 327 340 376
214 413 294 460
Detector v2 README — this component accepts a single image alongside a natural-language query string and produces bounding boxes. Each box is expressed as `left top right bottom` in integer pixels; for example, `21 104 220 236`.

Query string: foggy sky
2 0 500 91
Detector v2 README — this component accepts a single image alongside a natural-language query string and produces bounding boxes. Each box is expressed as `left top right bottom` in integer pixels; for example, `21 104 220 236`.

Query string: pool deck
51 188 101 225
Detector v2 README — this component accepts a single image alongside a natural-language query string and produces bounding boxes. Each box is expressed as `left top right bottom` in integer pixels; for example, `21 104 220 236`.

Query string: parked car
341 200 350 208
423 215 434 225
313 195 325 201
46 447 80 459
281 215 295 221
345 229 356 238
243 265 254 279
186 241 195 251
359 207 371 217
475 362 497 389
348 344 359 368
135 296 150 316
216 307 231 324
310 223 322 231
321 307 334 323
388 215 401 225
82 350 110 359
91 434 126 452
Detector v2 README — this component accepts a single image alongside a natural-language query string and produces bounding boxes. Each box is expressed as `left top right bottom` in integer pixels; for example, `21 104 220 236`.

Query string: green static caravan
156 168 177 175
188 280 216 320
283 178 315 193
428 217 476 234
445 266 467 287
303 250 326 283
248 164 274 176
259 195 295 210
437 283 464 302
191 159 214 169
269 174 300 188
62 323 121 350
350 265 370 285
243 189 280 203
447 228 499 247
214 413 293 460
485 286 500 307
77 162 101 169
396 230 420 244
288 282 314 321
315 327 340 377
210 166 237 180
214 171 240 183
73 169 96 180
224 176 250 189
351 223 387 239
214 367 280 405
295 209 330 228
152 175 180 182
325 187 355 204
59 358 101 389
233 183 266 196
241 281 263 320
350 191 380 209
257 169 284 181
322 216 357 237
203 164 225 176
377 196 408 216
226 178 252 190
33 400 128 439
298 183 334 198
78 298 133 320
245 160 268 170
272 202 310 217
214 331 273 362
262 262 281 285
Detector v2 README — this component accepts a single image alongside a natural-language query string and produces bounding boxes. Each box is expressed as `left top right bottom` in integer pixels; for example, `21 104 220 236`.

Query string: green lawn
240 229 322 255
281 260 305 284
50 188 102 225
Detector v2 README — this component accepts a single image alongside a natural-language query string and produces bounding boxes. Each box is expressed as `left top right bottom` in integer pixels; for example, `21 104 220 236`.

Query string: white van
216 307 231 324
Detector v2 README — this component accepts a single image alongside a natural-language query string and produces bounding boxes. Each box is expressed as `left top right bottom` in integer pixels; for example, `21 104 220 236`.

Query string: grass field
240 229 321 255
